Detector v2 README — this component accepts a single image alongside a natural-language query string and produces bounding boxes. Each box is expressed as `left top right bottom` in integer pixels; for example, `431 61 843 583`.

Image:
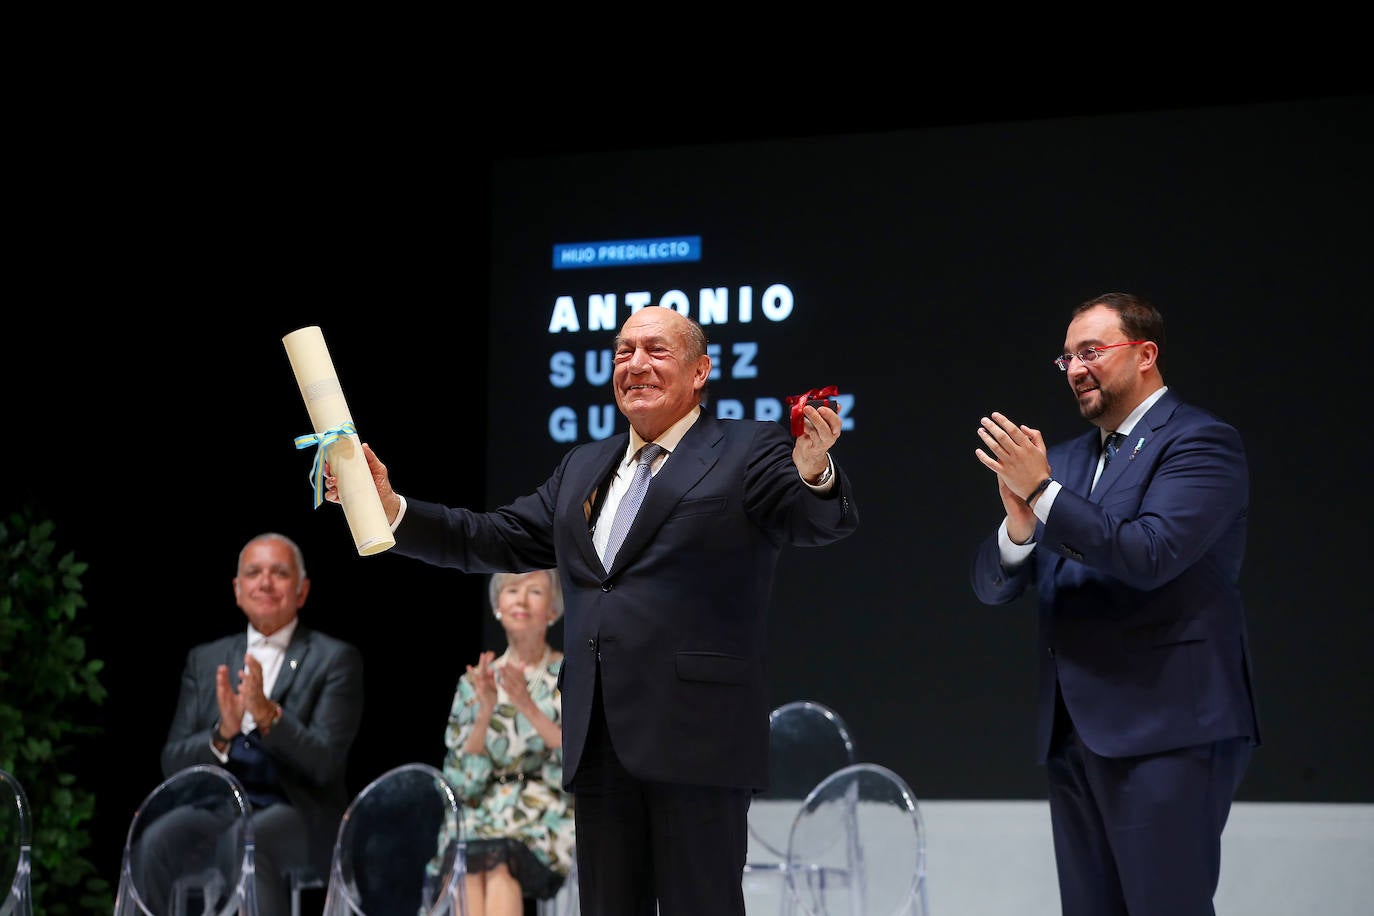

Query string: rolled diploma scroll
282 326 395 556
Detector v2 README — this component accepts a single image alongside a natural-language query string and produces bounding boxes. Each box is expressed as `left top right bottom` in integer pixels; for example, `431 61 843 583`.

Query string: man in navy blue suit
970 292 1261 915
326 305 858 915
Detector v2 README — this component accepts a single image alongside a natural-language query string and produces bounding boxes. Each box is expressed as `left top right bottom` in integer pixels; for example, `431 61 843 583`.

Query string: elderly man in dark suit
971 292 1261 916
156 531 364 915
326 305 858 915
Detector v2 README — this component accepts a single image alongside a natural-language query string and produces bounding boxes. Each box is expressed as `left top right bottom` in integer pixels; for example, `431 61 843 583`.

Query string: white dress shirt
592 409 701 560
243 617 297 732
210 617 298 762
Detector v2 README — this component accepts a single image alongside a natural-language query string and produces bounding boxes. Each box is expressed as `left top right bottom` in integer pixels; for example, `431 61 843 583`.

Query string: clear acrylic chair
322 762 468 916
1 768 34 916
784 762 929 916
743 701 858 914
287 864 326 916
113 763 258 916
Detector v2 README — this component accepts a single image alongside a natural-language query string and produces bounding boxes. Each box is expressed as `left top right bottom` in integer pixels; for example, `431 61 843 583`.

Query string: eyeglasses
1053 340 1147 372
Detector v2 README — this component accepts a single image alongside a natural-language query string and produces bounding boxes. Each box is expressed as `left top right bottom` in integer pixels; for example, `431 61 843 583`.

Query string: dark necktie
1102 431 1126 466
602 443 663 568
1090 431 1126 494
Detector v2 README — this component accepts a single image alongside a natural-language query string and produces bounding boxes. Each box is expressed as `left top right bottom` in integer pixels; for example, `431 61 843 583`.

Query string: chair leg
170 868 223 916
287 865 325 916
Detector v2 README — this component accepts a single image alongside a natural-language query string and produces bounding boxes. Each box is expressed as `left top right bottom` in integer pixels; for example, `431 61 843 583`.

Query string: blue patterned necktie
1103 431 1126 466
1091 431 1126 494
602 443 663 568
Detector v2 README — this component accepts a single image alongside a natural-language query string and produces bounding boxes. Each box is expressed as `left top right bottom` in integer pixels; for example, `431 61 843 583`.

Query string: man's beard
1078 383 1115 422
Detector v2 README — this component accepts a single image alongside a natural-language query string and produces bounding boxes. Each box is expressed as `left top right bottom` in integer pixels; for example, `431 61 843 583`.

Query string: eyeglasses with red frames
1053 340 1147 372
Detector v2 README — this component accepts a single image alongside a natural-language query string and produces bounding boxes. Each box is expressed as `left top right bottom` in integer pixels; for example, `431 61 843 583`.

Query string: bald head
612 307 712 441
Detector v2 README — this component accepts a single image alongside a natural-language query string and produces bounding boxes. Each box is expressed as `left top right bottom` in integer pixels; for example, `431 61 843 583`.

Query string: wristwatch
810 461 834 487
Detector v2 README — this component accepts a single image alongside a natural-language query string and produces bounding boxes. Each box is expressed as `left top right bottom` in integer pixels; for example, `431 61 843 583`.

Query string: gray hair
488 569 563 622
238 532 307 593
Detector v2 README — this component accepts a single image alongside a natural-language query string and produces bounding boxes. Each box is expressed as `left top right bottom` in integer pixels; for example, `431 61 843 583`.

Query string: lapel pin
1128 437 1145 461
290 659 298 670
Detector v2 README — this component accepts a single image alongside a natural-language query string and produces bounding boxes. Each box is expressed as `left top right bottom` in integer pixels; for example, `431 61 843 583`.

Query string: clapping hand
976 411 1049 544
467 651 498 711
215 664 245 738
499 660 535 714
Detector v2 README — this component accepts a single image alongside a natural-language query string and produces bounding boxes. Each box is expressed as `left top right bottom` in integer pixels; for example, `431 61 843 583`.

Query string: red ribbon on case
784 385 839 437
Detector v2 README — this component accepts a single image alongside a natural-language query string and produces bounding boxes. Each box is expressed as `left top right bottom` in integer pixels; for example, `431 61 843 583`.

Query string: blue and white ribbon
294 421 357 508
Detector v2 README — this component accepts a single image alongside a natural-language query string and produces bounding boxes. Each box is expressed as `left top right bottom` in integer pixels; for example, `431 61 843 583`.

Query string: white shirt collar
248 617 299 649
625 405 702 466
1108 386 1168 441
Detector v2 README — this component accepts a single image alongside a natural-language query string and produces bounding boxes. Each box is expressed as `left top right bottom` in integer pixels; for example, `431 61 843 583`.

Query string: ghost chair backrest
113 764 258 916
785 763 929 916
743 701 859 914
322 763 467 916
1 768 33 916
751 701 859 861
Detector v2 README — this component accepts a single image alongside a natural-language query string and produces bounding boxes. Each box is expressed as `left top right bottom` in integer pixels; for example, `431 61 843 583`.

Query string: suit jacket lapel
1093 433 1131 500
272 627 310 701
216 635 248 722
575 436 630 574
1065 431 1094 497
223 634 248 674
1091 390 1179 501
1049 434 1101 578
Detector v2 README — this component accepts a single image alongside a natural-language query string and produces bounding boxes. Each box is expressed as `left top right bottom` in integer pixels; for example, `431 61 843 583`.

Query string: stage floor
739 799 1374 915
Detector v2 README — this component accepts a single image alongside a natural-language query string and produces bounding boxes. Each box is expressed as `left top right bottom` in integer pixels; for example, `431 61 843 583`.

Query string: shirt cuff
1033 480 1061 522
209 737 230 764
801 455 836 493
997 518 1037 564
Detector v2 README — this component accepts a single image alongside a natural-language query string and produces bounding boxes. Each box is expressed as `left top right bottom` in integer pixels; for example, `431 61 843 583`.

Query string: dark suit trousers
572 665 751 916
1046 692 1251 916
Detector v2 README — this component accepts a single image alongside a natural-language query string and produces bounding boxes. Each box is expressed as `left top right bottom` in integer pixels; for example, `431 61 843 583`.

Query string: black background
7 83 1370 890
481 94 1373 803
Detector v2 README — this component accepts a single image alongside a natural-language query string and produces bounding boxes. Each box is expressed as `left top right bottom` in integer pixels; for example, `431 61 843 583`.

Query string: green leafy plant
0 506 112 913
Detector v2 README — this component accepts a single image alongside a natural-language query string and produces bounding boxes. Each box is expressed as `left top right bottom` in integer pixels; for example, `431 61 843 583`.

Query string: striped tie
601 443 663 568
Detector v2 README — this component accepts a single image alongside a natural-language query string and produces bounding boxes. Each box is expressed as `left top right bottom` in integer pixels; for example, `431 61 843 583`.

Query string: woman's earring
548 619 556 627
494 611 502 621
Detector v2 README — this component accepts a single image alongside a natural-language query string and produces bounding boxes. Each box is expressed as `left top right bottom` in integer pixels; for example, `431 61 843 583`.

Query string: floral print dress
433 647 575 897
